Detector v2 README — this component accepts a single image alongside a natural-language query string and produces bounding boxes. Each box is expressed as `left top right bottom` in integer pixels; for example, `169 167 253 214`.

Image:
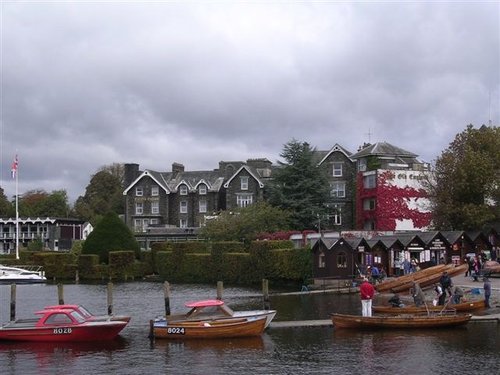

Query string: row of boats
0 263 489 342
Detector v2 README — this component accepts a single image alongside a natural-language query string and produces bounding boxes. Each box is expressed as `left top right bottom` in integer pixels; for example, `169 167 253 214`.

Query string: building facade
0 217 90 254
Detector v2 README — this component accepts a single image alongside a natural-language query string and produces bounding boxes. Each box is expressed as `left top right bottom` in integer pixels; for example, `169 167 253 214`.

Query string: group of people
358 268 494 317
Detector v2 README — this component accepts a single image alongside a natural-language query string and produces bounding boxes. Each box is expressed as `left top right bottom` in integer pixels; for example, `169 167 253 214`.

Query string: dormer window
180 185 188 195
240 176 249 190
198 184 207 195
136 187 143 196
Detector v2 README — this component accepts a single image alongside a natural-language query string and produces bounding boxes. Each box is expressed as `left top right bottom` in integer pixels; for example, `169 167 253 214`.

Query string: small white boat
0 264 47 284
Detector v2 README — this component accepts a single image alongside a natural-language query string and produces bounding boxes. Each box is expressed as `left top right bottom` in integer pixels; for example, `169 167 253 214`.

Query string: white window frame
180 185 188 195
151 186 159 196
135 202 143 215
180 201 188 213
150 218 159 225
199 199 207 213
135 187 143 196
330 182 346 198
151 201 159 214
179 219 187 228
363 198 376 211
364 174 377 189
236 193 253 207
319 252 326 268
134 219 142 231
240 176 249 190
198 184 207 195
332 162 343 177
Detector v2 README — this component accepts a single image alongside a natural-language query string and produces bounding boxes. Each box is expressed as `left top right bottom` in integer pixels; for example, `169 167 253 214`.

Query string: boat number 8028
53 327 72 334
167 327 185 335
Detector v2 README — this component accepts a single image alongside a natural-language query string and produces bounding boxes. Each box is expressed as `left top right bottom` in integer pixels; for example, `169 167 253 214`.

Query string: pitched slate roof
350 141 418 159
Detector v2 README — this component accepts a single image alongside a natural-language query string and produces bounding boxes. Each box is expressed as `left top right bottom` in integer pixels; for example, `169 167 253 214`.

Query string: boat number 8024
53 327 72 334
167 327 185 335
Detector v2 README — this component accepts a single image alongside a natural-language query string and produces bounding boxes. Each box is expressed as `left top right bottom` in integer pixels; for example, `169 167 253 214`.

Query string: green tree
73 163 125 225
200 202 291 242
428 124 500 230
0 187 14 217
82 212 139 263
267 139 331 230
18 189 70 217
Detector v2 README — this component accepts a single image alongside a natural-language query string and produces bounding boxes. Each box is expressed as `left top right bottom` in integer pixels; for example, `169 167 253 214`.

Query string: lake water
1 282 499 375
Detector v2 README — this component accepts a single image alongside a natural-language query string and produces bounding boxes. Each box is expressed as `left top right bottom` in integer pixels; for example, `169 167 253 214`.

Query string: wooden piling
164 281 171 316
10 284 16 321
57 283 64 305
262 278 270 310
107 282 113 315
217 281 223 300
75 270 79 284
148 319 155 341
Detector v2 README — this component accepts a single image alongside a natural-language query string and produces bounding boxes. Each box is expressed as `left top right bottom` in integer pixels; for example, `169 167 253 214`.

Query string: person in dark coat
410 282 425 307
483 277 492 308
439 271 452 296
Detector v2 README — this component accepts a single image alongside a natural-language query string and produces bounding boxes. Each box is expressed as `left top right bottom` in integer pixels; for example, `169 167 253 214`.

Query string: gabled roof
223 165 265 189
440 231 467 244
123 169 225 195
350 141 418 159
317 143 354 165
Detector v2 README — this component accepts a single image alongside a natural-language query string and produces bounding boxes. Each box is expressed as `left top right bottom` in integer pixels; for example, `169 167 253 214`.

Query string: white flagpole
14 156 19 260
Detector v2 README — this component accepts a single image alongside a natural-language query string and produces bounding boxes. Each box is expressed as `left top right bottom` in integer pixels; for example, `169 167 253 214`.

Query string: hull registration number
167 327 185 335
53 327 72 335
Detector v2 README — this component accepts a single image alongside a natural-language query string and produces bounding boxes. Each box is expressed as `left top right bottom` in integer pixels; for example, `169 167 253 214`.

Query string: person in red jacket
360 277 375 317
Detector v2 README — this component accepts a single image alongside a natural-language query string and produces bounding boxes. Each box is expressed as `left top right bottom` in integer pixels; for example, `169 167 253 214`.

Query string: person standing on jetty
483 276 492 308
360 277 375 317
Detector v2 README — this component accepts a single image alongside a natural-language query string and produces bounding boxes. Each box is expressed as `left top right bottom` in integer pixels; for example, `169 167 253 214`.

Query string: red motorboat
0 307 128 342
43 304 131 323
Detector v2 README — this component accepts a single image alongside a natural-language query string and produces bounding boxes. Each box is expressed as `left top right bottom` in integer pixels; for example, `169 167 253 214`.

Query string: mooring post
164 281 171 316
75 270 79 284
148 319 155 341
216 281 223 300
262 278 270 310
10 284 16 321
107 282 113 315
57 283 64 305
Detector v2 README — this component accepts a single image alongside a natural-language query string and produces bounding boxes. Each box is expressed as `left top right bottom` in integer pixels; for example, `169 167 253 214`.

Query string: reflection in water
152 334 267 352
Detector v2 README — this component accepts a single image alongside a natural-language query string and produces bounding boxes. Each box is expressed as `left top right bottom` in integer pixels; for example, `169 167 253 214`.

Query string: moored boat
0 307 128 342
331 312 472 329
163 299 276 329
0 264 47 284
373 300 485 314
152 316 267 339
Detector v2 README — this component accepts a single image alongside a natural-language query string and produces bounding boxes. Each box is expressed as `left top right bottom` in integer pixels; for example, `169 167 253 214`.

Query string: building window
198 184 207 195
199 199 207 213
363 174 376 189
236 193 253 207
179 185 188 195
134 219 142 231
330 182 346 198
363 220 375 230
135 202 143 215
135 187 143 196
240 176 249 190
337 252 347 268
179 219 187 228
319 252 326 268
151 201 159 214
333 162 343 177
150 218 159 225
180 201 187 213
151 186 159 196
333 207 342 225
363 198 376 211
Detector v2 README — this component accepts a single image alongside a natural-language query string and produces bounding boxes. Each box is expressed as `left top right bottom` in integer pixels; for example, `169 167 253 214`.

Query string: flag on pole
11 154 18 179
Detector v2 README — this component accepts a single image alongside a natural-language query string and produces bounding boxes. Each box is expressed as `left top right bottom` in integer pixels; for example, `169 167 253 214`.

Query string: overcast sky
0 1 499 205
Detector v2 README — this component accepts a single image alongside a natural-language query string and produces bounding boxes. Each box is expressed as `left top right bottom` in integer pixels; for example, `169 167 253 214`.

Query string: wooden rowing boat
375 264 447 293
152 316 267 339
331 313 472 329
376 264 468 293
373 299 485 314
163 299 276 329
